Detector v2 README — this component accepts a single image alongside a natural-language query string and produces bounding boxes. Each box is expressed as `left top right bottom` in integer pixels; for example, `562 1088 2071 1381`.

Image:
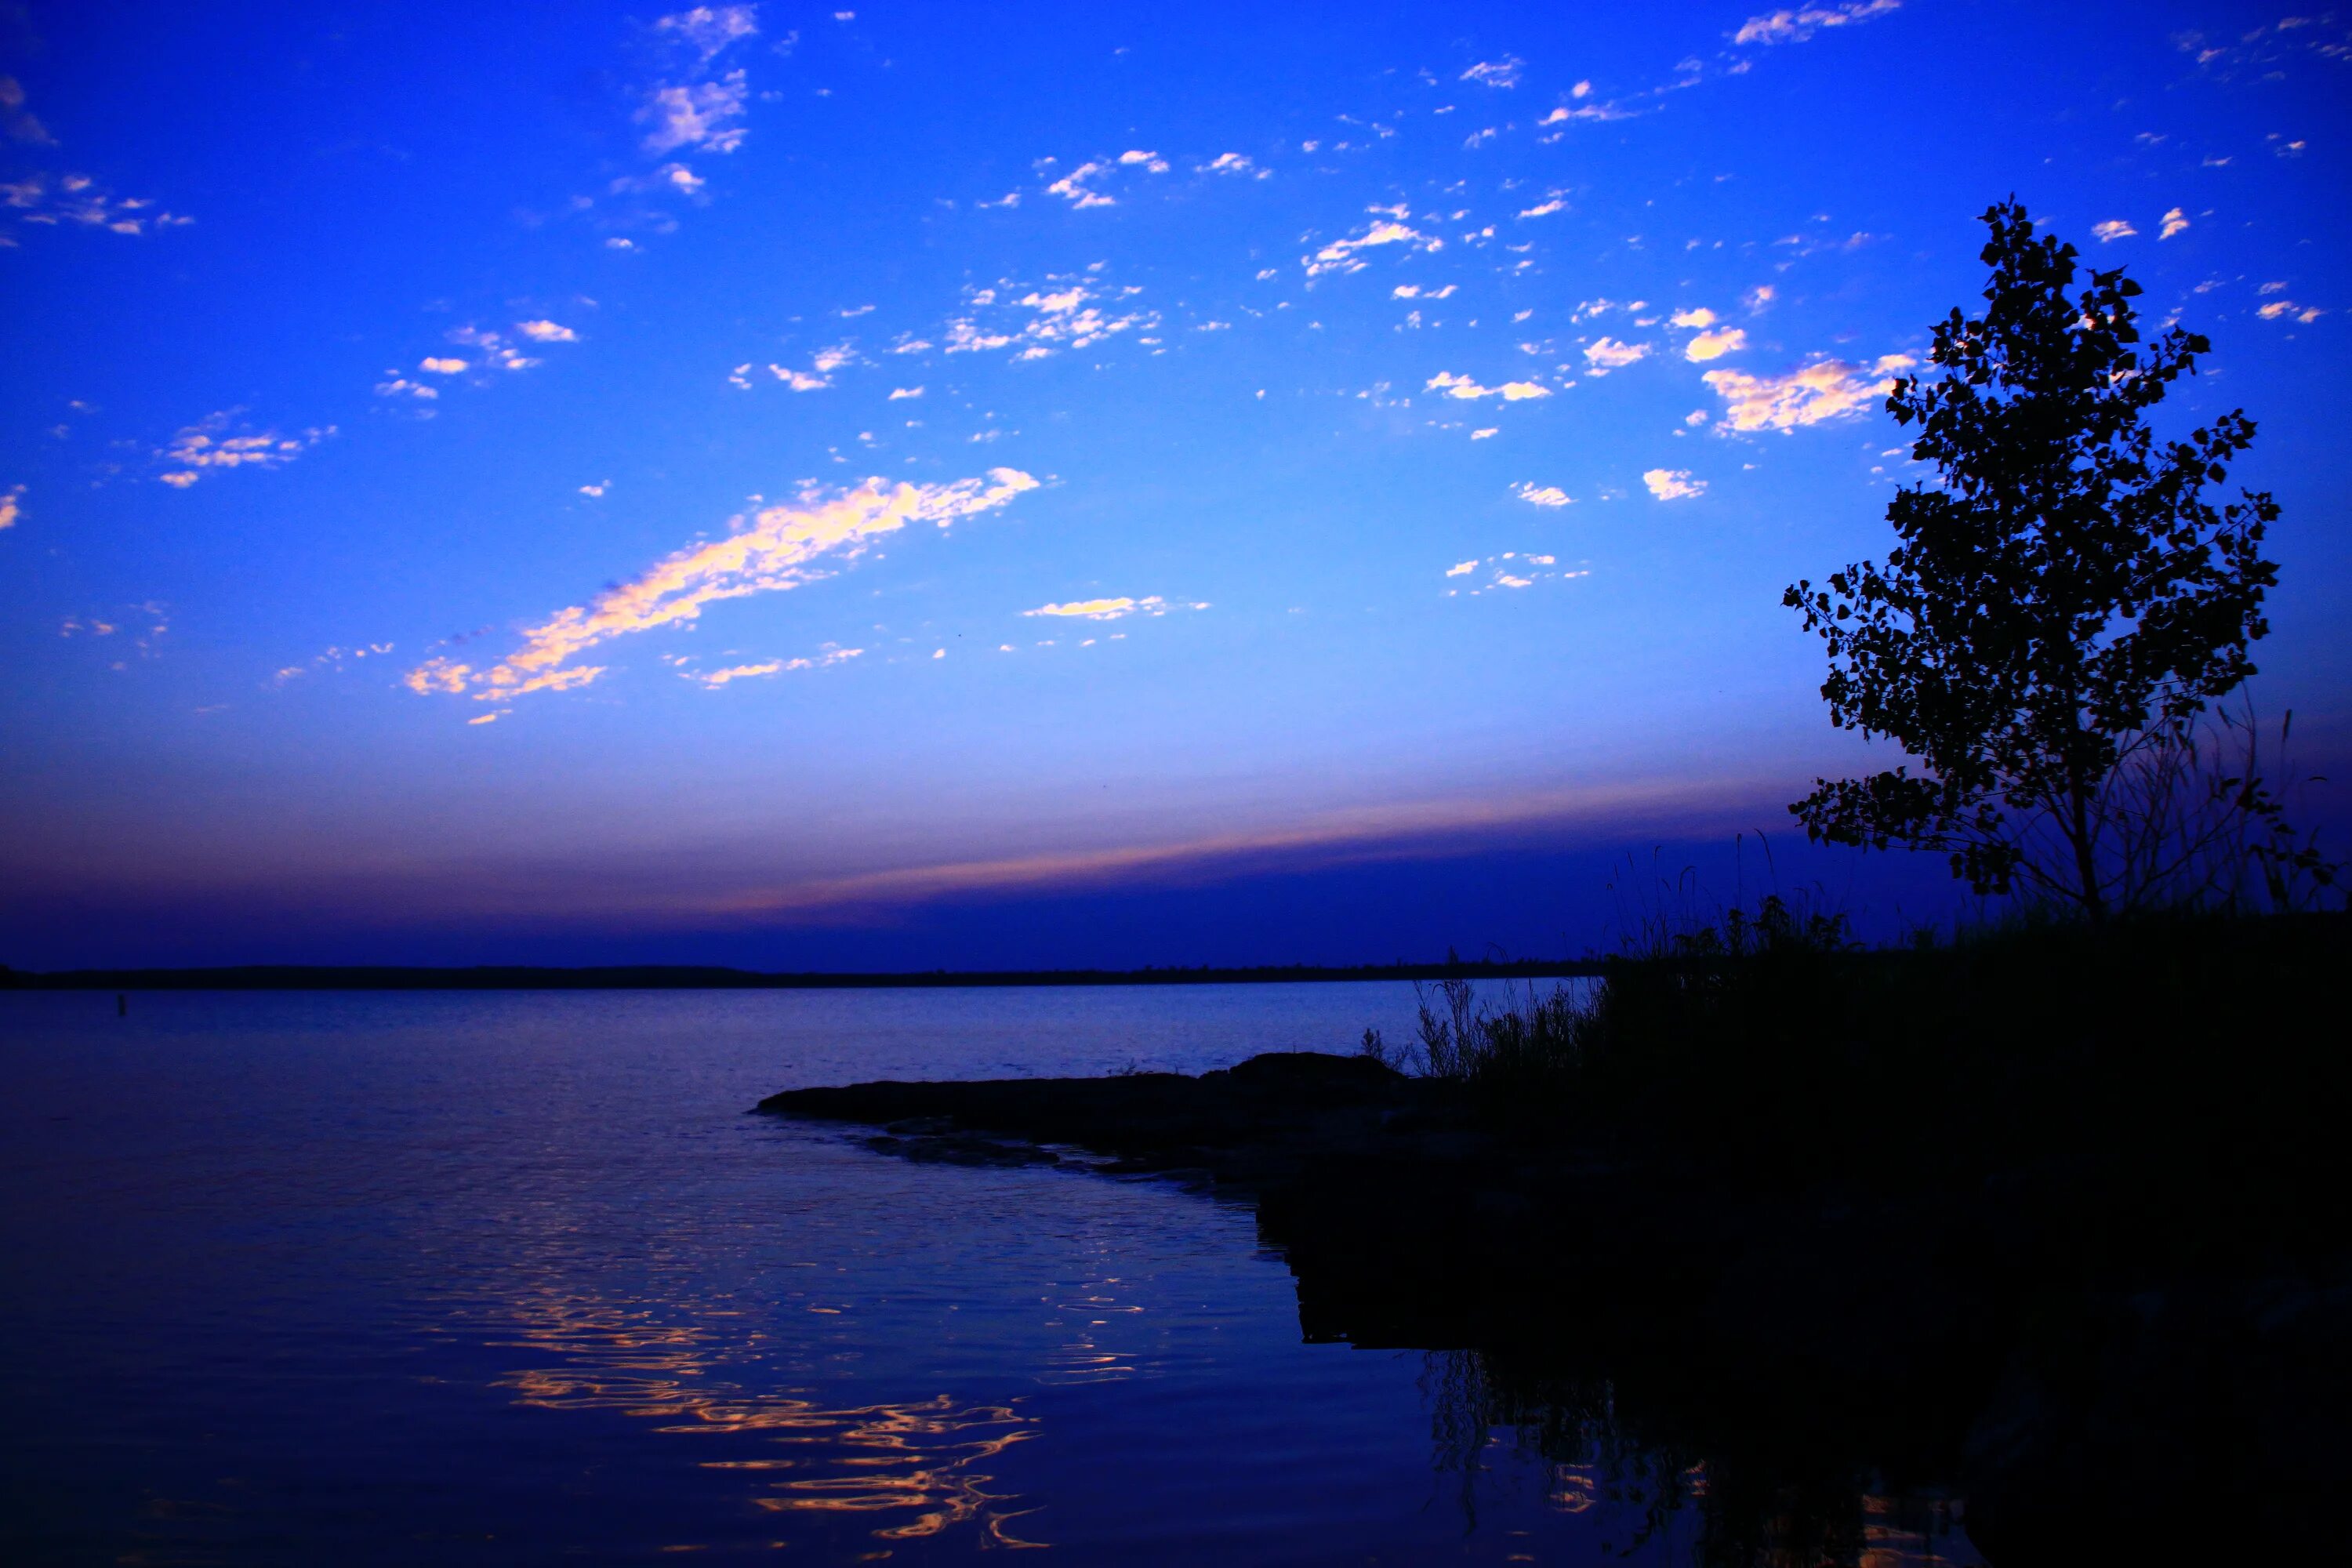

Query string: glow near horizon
1 1 2347 960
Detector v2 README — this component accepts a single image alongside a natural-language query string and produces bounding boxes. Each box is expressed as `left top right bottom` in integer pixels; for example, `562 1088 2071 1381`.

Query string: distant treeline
0 958 1606 992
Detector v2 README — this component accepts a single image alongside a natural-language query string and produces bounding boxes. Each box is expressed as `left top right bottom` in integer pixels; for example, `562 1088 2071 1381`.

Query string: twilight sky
3 1 2347 969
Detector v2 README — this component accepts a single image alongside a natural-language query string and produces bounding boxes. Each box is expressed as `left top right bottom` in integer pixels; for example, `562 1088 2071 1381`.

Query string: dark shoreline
0 958 1602 992
759 915 2352 1566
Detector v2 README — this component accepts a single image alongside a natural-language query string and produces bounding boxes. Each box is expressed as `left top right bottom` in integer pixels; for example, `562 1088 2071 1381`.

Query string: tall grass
1360 892 1859 1099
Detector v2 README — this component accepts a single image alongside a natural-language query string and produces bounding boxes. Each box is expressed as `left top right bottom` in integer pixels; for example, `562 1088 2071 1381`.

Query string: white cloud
1460 58 1524 88
0 166 193 237
2160 207 2190 239
580 481 609 497
888 386 924 400
640 71 749 154
1519 197 1566 218
0 484 21 530
941 280 1156 360
1446 560 1478 577
1392 283 1456 299
157 413 334 487
1046 160 1116 208
1304 213 1442 278
1471 427 1499 440
405 469 1037 704
1700 354 1911 433
1669 307 1716 328
1643 468 1706 500
2092 218 2137 242
1733 0 1900 47
1116 148 1171 172
1427 372 1552 401
688 645 864 687
515 319 579 342
1582 336 1650 372
1020 595 1203 622
654 5 758 63
420 356 467 374
1684 327 1747 361
1513 482 1573 507
1203 152 1259 176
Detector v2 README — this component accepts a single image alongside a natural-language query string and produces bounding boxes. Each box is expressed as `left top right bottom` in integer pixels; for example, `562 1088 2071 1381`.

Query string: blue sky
3 1 2347 967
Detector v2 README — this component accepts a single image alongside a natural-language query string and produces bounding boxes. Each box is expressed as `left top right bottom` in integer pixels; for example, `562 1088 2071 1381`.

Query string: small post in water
117 993 127 1017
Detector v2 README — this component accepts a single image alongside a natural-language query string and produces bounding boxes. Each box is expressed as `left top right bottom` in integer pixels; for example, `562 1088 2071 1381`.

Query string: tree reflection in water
1420 1348 1983 1567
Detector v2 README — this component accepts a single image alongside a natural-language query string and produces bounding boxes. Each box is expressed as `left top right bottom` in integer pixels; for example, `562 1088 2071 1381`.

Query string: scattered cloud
1700 354 1911 434
1518 195 1567 218
404 469 1037 704
686 645 864 687
1643 468 1707 500
580 481 609 497
1427 372 1552 401
941 280 1156 360
2160 207 2190 240
2257 299 2323 323
1582 336 1651 372
888 385 924 400
515 319 580 343
157 413 334 488
1392 284 1457 299
0 484 20 530
1022 595 1204 621
655 5 759 63
1046 160 1116 208
420 356 468 374
0 169 192 238
1460 57 1524 89
1116 147 1171 172
1685 327 1748 361
1203 152 1263 176
2092 218 2137 242
640 73 749 154
1443 552 1588 596
1733 0 1900 47
1304 212 1443 278
1513 482 1573 507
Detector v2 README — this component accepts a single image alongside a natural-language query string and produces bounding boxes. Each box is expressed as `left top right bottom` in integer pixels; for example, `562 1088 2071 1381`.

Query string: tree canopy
1784 198 2283 920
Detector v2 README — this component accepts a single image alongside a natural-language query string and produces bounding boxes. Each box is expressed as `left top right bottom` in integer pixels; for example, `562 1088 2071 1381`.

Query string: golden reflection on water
488 1289 1046 1551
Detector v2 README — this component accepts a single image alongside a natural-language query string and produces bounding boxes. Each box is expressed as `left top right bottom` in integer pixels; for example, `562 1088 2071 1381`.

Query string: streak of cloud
405 470 1037 704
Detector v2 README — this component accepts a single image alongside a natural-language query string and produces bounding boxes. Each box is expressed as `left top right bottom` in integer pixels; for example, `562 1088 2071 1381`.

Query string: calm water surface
0 987 1969 1565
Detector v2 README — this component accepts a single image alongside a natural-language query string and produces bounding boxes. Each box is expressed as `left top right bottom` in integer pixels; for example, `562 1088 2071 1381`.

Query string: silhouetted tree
1784 198 2297 921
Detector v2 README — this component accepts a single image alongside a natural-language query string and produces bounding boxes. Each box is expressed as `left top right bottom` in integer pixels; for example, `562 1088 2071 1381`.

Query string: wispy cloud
2092 218 2137 242
0 169 192 238
1513 482 1573 507
1582 336 1650 372
157 413 334 488
1700 354 1911 434
405 469 1037 704
516 318 580 343
1442 552 1586 596
1428 372 1552 401
0 484 21 530
2160 207 2190 240
685 645 863 687
1643 468 1706 500
641 74 749 154
1460 57 1524 88
1304 209 1443 279
655 5 760 62
940 281 1156 360
1046 160 1116 207
1732 0 1900 47
1022 595 1206 621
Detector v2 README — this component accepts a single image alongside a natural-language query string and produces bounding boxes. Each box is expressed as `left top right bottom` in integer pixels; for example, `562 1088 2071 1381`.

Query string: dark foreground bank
761 913 2352 1566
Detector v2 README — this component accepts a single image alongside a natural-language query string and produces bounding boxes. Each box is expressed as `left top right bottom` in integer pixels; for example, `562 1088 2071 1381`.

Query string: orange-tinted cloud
406 470 1037 703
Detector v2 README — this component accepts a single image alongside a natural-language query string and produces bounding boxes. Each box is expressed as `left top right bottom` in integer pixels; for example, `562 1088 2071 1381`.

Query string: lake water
0 987 1978 1565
